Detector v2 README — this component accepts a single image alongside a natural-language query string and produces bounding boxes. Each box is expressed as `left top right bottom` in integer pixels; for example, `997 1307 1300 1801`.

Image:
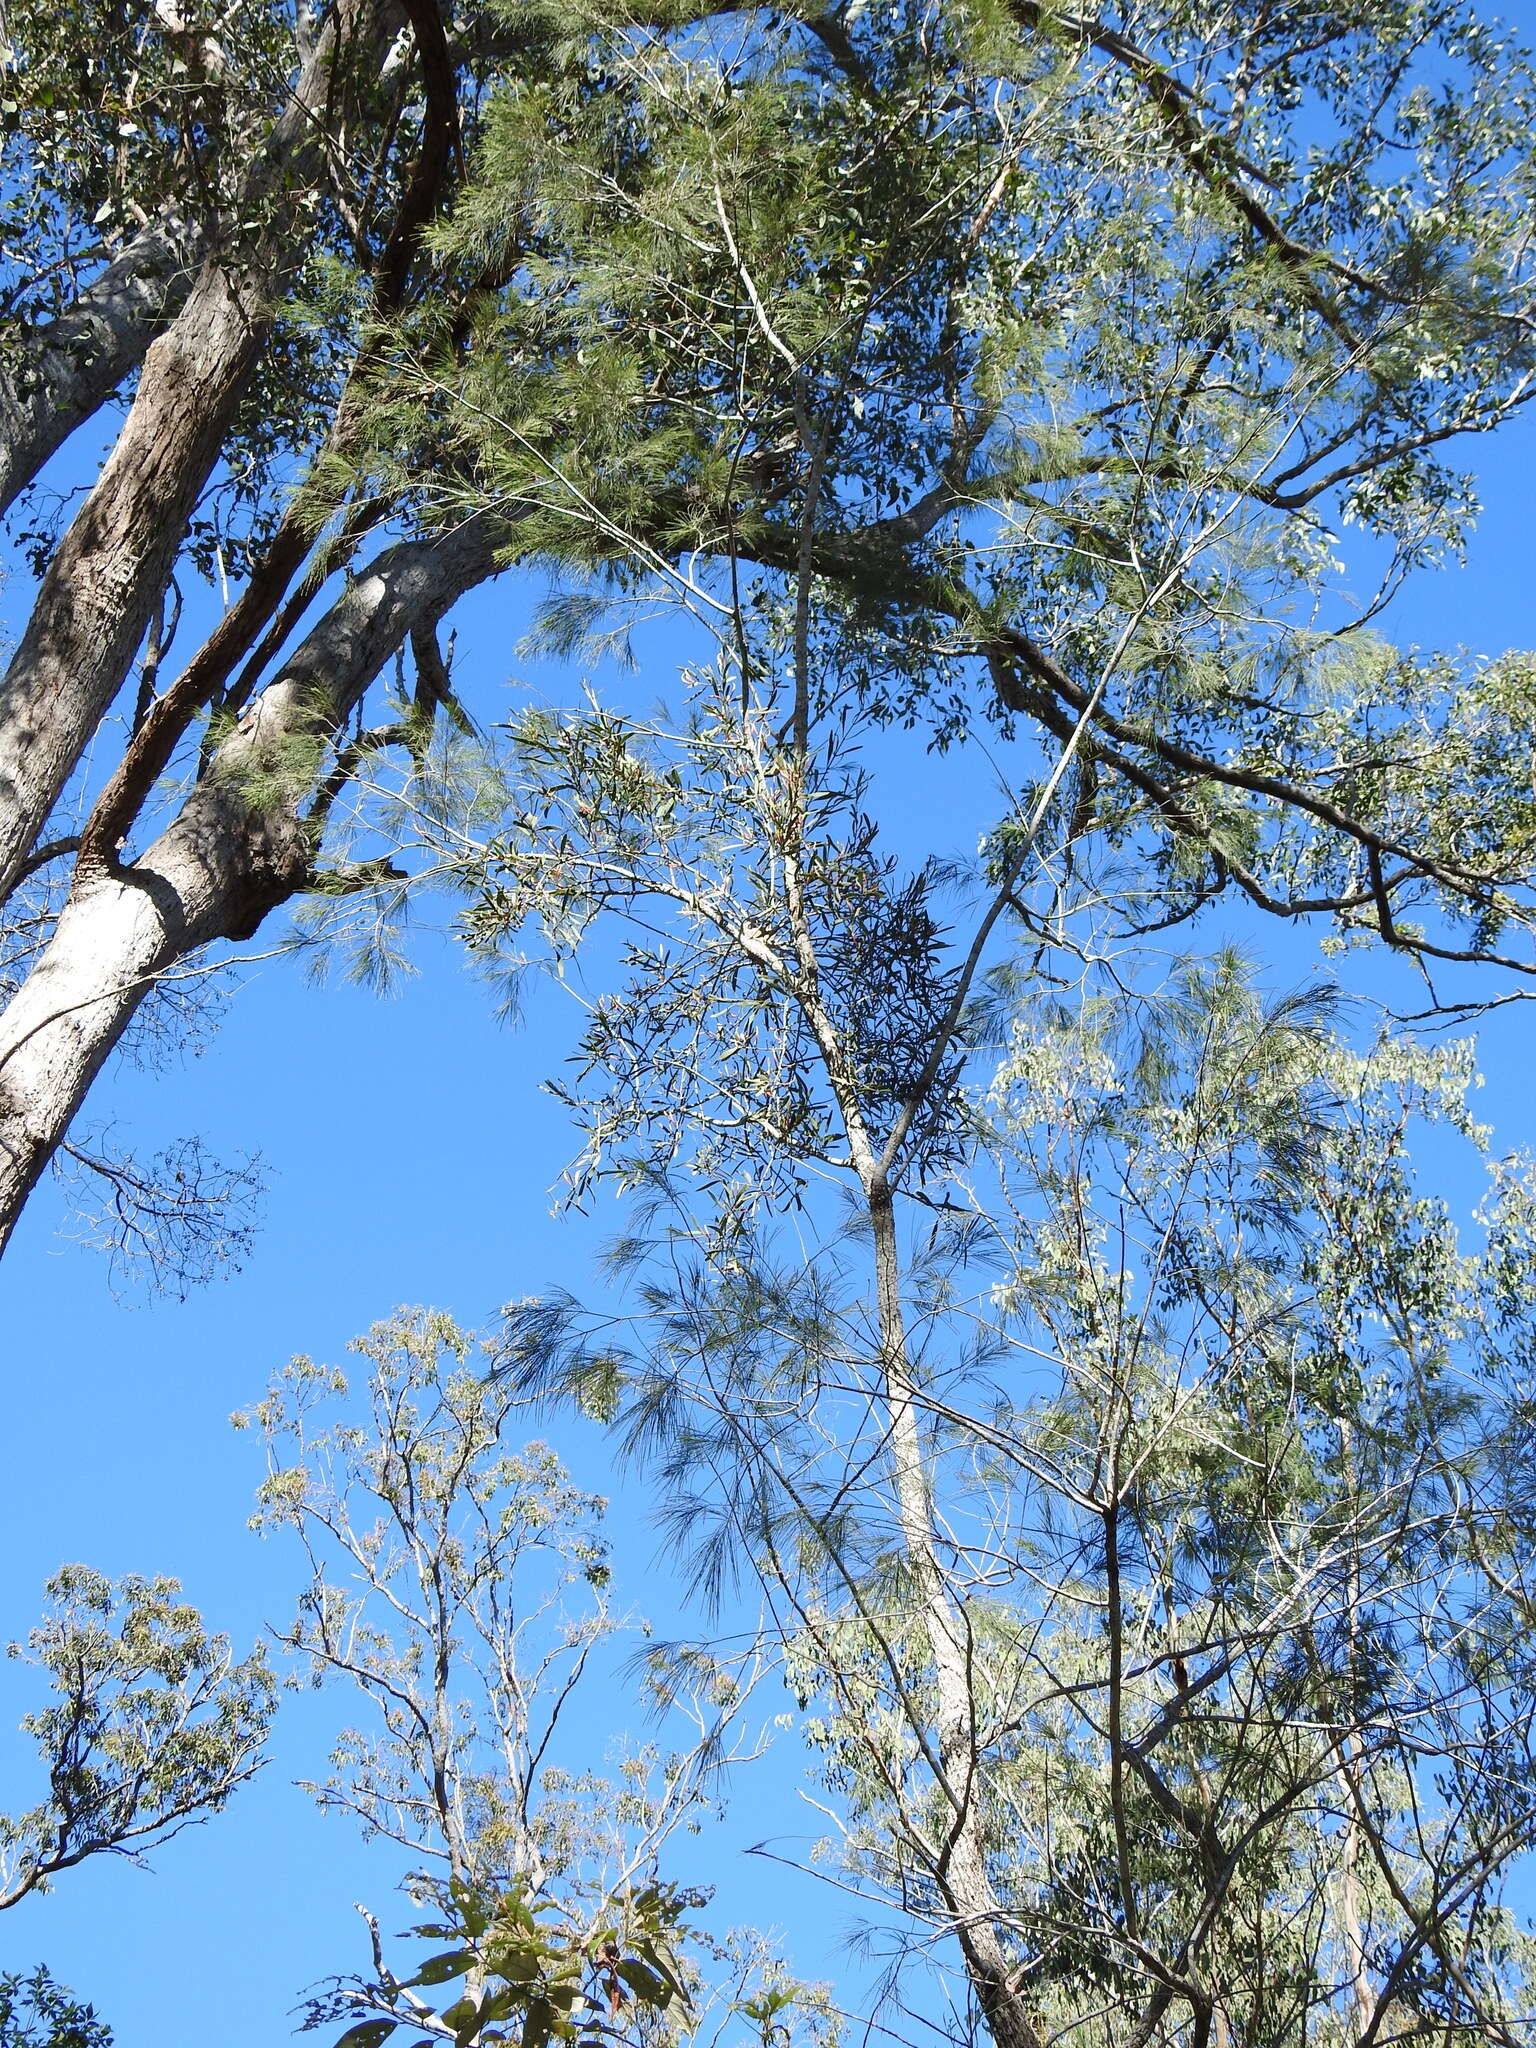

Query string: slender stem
1104 1488 1142 1946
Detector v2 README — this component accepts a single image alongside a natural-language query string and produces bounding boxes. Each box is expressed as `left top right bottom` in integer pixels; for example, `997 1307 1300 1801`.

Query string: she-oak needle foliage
7 0 1536 1264
368 0 1536 977
265 9 1536 2009
10 1 1536 2046
461 686 1536 2048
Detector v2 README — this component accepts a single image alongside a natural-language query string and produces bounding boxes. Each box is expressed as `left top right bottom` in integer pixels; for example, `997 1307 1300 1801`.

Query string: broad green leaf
334 2024 398 2048
409 1952 476 1988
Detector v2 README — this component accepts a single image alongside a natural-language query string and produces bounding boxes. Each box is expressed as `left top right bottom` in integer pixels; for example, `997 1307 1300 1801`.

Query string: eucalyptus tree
240 1309 816 2048
0 1565 274 1908
5 0 1536 1273
458 680 1536 2048
0 1570 271 2044
0 0 508 1261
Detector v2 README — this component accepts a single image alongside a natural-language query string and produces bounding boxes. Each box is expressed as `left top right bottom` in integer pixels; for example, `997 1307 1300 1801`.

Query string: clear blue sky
2 97 1536 2048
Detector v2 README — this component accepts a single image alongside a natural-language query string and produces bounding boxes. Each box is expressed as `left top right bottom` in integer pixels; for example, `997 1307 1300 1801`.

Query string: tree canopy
2 0 1536 1265
5 0 1536 2044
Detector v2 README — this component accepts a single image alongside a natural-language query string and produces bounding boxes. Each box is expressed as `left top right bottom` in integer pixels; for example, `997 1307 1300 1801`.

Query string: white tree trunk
868 1188 1046 2048
0 522 501 1250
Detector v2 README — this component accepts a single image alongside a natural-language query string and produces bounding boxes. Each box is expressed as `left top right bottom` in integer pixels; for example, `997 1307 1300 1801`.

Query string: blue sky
3 86 1536 2048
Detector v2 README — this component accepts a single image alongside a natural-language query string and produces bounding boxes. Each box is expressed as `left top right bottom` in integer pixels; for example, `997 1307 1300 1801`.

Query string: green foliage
0 0 290 292
363 0 1536 982
0 0 363 575
238 1310 625 1896
304 1874 700 2048
427 0 1536 592
772 963 1536 2041
0 1566 274 1909
241 1312 812 2048
308 1876 845 2048
11 0 1536 2039
461 679 979 1219
0 1967 111 2048
472 668 1536 2042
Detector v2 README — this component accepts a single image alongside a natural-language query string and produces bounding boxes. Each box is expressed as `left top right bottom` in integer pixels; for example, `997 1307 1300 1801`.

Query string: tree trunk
0 260 277 906
0 210 207 516
0 521 501 1250
866 1185 1046 2048
0 0 390 907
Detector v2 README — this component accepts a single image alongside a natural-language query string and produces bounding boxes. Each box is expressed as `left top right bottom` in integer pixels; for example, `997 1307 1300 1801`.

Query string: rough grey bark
0 519 501 1251
0 210 207 516
0 0 393 909
0 261 279 909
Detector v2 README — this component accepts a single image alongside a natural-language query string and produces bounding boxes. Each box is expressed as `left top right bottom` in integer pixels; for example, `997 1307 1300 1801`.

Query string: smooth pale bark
867 1186 1047 2048
0 520 501 1251
0 211 206 516
0 0 392 908
771 814 1043 2048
